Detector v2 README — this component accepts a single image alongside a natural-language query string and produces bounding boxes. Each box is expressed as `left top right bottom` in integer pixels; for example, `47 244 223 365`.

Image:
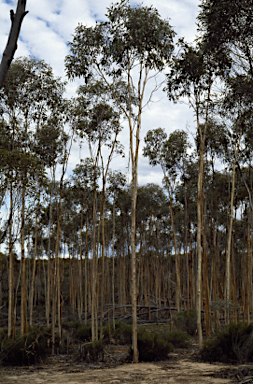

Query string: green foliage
103 321 132 345
74 324 92 342
66 0 175 80
173 310 197 336
62 321 92 343
136 328 173 362
200 323 253 363
0 327 55 365
163 329 190 348
75 340 104 362
62 320 82 330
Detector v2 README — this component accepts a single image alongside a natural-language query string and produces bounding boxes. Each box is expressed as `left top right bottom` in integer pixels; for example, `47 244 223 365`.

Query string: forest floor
1 343 252 384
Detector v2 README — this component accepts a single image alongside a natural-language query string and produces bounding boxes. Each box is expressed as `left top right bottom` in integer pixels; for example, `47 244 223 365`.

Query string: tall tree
65 0 175 362
198 0 253 79
166 40 227 348
0 56 66 336
143 128 191 312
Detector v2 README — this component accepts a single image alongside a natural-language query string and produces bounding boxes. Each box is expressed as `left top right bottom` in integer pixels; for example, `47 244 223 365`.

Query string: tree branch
0 0 29 88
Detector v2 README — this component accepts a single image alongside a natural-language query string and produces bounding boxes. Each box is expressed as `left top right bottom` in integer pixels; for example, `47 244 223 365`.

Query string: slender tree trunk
29 187 40 326
85 207 89 325
100 183 106 339
131 164 138 363
51 259 56 354
55 184 63 340
169 195 180 312
196 134 204 349
8 179 14 338
202 197 210 338
225 135 241 323
20 183 27 336
46 167 55 327
91 180 97 341
112 198 116 329
78 210 83 321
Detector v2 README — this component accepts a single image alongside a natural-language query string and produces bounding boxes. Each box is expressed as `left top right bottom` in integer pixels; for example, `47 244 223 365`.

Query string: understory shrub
0 327 56 365
173 310 197 336
103 321 132 345
164 329 190 348
62 321 81 331
135 329 173 362
74 324 92 342
200 323 253 363
74 339 104 362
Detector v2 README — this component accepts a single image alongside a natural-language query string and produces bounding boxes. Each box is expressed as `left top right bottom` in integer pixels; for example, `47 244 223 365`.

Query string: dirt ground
0 345 251 384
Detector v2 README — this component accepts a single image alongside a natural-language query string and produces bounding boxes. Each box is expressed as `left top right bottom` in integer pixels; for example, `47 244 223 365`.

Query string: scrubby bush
0 327 54 365
104 321 132 345
173 310 197 336
74 324 92 342
75 340 104 362
200 323 253 363
62 321 81 331
164 329 190 348
135 328 173 362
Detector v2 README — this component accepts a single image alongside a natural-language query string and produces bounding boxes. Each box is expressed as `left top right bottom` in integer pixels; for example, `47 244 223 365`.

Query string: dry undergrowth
0 343 244 384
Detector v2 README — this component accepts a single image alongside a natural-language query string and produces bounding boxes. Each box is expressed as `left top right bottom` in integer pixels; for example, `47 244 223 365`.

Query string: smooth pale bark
29 187 40 326
78 210 83 321
99 131 120 338
46 168 55 327
0 0 28 87
20 185 28 336
196 82 211 349
225 135 241 323
162 175 180 312
196 144 204 349
184 184 190 313
131 166 138 363
84 208 89 325
51 259 56 354
129 66 148 364
112 199 116 329
169 195 180 312
8 180 14 338
100 198 105 339
55 172 64 341
91 180 98 341
202 199 210 338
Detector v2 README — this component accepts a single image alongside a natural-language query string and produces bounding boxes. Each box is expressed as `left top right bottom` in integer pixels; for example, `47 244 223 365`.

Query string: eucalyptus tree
70 80 123 341
0 118 25 337
0 56 67 336
165 40 228 348
107 170 127 328
65 1 175 360
143 128 190 312
198 0 253 79
34 117 69 329
218 74 253 323
71 158 99 324
136 183 169 318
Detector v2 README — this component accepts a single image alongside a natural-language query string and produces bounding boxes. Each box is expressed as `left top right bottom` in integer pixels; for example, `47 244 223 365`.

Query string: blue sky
0 0 200 186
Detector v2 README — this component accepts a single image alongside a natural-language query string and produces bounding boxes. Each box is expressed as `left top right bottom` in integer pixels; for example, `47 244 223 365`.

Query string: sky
0 0 200 186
